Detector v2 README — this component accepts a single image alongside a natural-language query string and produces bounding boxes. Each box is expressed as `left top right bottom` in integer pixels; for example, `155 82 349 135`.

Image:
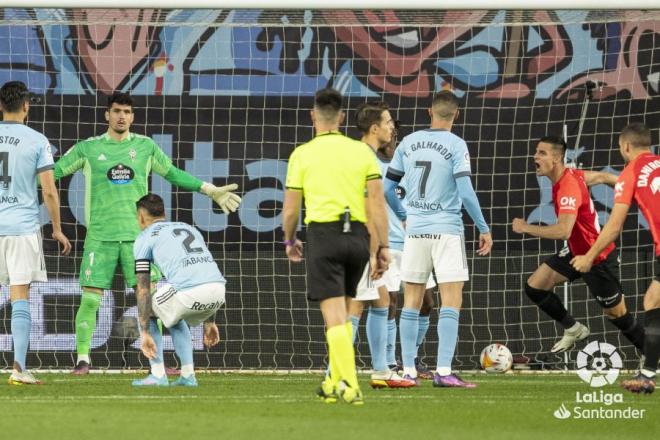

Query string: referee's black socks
524 283 576 329
609 312 645 352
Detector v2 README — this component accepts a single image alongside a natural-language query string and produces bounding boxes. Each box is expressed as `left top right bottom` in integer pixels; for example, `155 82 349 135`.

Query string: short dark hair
0 81 30 113
314 88 342 121
539 135 567 158
136 193 165 217
355 102 389 135
108 92 133 109
431 90 459 120
620 123 652 149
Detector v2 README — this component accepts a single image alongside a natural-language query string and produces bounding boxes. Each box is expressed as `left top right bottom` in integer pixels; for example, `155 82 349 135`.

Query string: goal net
0 8 658 371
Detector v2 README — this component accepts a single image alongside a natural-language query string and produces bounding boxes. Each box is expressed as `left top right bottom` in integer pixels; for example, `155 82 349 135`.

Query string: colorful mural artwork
0 8 657 99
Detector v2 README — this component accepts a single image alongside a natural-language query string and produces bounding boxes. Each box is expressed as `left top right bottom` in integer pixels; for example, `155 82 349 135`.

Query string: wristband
283 239 296 247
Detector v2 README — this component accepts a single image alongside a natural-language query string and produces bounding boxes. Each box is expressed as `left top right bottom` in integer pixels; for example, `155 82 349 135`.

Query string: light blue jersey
134 221 225 291
0 121 54 235
377 153 405 251
387 129 472 235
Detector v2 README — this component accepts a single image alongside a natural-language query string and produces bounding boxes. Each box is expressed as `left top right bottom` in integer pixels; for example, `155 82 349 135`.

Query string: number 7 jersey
134 220 225 291
386 128 472 235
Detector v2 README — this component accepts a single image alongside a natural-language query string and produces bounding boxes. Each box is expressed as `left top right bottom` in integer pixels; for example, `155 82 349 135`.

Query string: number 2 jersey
54 133 202 241
386 129 471 235
134 220 225 291
552 168 614 264
0 122 54 235
614 151 660 257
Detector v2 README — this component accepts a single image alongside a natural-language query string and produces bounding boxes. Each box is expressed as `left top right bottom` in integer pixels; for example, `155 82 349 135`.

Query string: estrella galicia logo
107 164 135 185
576 341 622 387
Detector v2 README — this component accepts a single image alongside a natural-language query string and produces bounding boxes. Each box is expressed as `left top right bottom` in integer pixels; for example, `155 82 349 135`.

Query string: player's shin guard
525 283 576 329
327 323 359 390
400 308 420 375
11 300 30 371
169 320 194 376
386 318 397 366
416 315 430 358
642 309 660 376
366 307 389 372
75 291 101 358
436 307 459 376
610 312 645 352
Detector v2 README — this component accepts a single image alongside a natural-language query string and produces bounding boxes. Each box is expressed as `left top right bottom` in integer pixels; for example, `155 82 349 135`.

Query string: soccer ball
480 343 513 373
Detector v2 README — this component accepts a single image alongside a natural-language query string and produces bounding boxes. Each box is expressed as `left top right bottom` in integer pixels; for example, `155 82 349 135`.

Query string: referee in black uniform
282 88 390 405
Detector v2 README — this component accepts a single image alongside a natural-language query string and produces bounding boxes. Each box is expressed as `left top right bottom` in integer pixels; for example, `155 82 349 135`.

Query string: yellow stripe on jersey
285 131 381 224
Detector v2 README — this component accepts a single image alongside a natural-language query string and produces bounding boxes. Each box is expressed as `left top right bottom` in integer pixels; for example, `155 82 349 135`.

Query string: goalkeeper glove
200 182 242 215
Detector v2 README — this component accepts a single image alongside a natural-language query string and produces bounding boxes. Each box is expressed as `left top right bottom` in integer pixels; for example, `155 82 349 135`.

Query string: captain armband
135 259 151 274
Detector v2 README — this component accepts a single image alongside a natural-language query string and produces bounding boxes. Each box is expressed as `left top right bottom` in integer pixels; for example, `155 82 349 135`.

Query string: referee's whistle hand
286 239 304 263
477 232 492 256
370 248 390 280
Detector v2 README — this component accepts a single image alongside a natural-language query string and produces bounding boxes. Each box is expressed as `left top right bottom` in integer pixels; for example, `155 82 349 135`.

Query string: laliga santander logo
576 341 622 387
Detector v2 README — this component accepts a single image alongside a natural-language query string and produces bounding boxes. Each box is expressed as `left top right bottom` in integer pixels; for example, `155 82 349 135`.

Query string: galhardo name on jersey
403 141 453 160
107 164 135 184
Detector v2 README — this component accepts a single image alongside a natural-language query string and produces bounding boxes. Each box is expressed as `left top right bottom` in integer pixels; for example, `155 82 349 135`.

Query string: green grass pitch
1 373 657 439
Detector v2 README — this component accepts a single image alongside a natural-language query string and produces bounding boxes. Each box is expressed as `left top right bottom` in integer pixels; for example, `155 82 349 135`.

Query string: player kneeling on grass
512 136 644 355
132 194 225 387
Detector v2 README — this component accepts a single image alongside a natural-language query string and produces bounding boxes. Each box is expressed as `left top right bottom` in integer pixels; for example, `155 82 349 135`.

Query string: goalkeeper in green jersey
55 93 241 374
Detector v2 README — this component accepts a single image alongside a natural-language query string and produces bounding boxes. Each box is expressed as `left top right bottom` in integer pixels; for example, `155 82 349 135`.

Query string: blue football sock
400 308 420 371
416 315 430 359
146 318 164 367
169 320 194 373
436 307 460 375
349 315 360 344
386 318 397 366
366 307 389 372
11 300 30 371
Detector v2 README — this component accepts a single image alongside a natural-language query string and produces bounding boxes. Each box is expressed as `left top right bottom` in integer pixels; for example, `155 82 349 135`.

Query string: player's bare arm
38 169 71 255
135 271 157 359
366 178 391 278
583 170 618 187
282 189 303 262
571 203 629 272
512 213 576 240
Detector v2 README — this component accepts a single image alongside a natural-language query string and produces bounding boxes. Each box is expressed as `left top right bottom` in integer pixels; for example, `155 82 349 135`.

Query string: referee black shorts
305 221 370 302
545 248 623 309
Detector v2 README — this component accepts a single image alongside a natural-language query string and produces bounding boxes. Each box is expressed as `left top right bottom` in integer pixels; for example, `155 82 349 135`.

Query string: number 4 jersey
134 220 225 291
0 121 54 235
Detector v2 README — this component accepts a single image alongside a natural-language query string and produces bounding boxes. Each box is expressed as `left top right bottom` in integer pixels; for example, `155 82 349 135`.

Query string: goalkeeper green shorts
79 238 161 289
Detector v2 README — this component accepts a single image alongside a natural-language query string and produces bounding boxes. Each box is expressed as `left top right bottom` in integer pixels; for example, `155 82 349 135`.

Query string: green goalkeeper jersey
55 132 203 241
